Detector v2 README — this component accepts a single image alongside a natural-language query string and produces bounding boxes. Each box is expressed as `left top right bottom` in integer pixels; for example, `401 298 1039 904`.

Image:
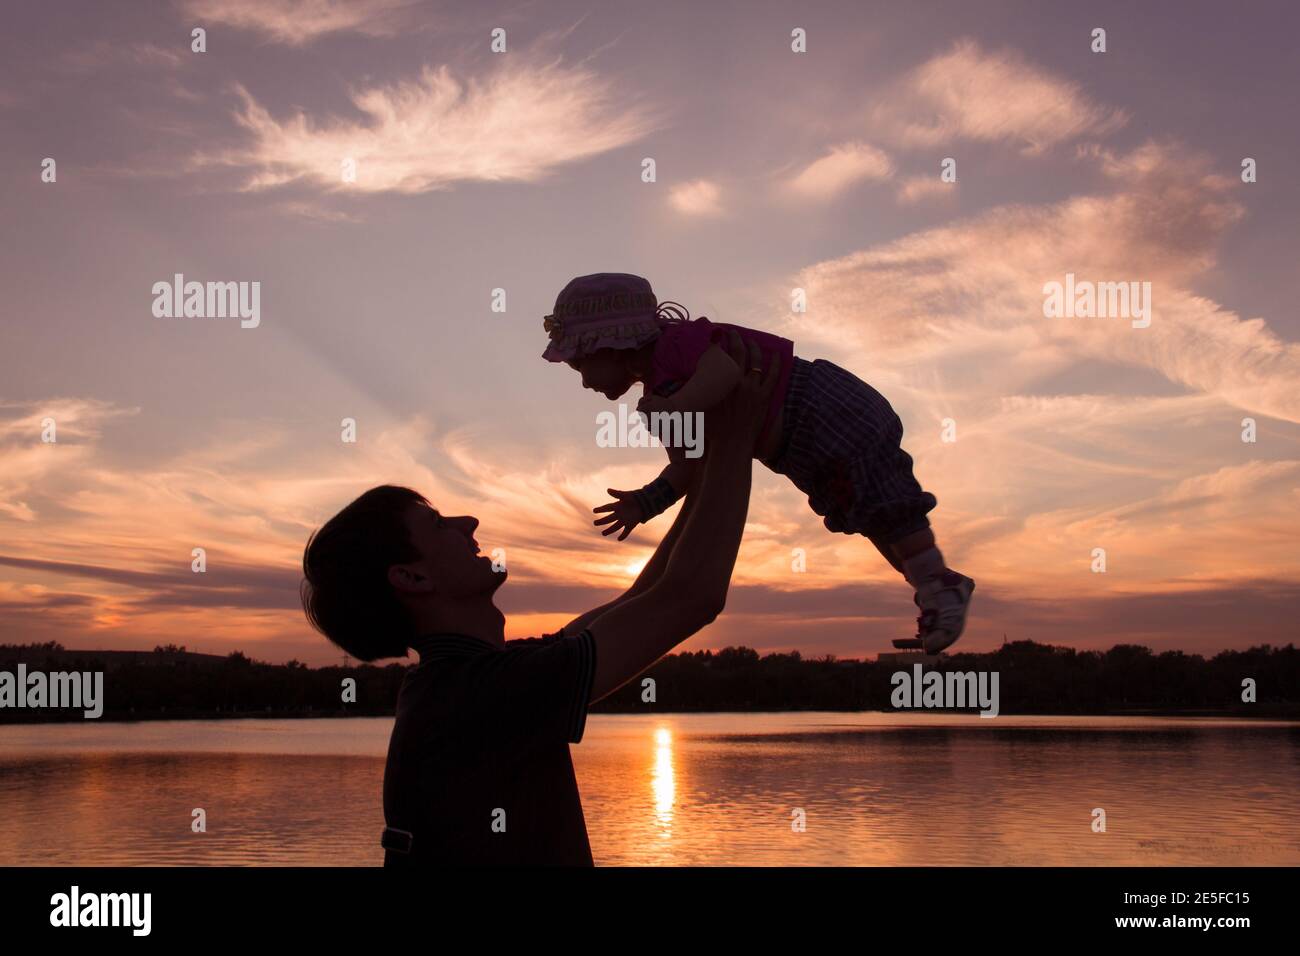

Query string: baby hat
542 273 681 363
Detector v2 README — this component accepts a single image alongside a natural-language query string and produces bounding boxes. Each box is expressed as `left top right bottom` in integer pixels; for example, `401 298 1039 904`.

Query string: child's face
569 349 636 400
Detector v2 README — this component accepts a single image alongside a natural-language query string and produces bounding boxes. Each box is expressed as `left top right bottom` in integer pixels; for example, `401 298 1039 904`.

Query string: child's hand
593 488 642 541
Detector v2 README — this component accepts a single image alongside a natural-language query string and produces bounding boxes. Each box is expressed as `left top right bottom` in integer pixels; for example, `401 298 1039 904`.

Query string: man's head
301 485 504 661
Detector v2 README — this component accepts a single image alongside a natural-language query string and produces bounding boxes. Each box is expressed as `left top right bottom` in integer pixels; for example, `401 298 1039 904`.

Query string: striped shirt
382 629 598 866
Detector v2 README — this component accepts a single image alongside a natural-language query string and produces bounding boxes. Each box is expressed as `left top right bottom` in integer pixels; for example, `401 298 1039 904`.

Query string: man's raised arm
584 340 778 702
555 331 749 639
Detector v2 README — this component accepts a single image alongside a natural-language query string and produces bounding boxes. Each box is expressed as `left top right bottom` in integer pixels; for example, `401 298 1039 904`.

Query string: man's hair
301 485 430 661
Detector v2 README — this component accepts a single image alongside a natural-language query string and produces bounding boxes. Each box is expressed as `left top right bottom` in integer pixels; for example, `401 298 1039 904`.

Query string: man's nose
454 516 479 537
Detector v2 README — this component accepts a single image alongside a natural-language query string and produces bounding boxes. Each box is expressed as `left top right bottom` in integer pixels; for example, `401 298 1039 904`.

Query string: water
1 713 1296 866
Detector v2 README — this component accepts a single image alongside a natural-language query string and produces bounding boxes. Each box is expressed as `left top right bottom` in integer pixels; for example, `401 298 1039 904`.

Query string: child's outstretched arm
595 339 745 539
593 455 695 540
564 457 705 634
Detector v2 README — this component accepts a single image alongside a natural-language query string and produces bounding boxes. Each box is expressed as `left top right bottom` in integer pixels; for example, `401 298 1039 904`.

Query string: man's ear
388 563 434 595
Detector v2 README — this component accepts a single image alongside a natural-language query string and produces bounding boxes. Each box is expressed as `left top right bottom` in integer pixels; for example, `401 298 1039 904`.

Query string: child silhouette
542 273 975 653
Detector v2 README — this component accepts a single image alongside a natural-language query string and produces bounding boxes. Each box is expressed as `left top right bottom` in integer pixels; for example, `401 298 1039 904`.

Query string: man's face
395 503 504 599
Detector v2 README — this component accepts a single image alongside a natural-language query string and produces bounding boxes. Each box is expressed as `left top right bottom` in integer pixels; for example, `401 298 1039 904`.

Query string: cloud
871 39 1127 153
0 398 134 443
895 174 953 204
0 397 676 659
669 179 723 217
787 142 893 200
181 0 419 45
787 141 1296 421
272 200 362 223
2 378 1293 662
0 403 446 654
767 138 1300 622
59 41 184 72
198 59 658 193
0 400 139 521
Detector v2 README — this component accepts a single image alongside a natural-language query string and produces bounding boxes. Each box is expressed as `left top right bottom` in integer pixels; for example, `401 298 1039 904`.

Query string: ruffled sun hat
542 272 688 363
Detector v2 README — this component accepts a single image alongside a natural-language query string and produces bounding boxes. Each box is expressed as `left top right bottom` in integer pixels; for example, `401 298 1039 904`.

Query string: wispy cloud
0 400 139 522
787 141 1293 419
196 59 658 193
772 138 1300 609
272 199 363 223
786 142 892 200
895 174 953 204
181 0 420 45
0 399 664 656
669 179 723 216
871 39 1128 153
59 40 184 72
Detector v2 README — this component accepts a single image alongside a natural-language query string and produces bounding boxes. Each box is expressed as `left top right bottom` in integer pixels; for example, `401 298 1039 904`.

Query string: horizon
5 636 1295 670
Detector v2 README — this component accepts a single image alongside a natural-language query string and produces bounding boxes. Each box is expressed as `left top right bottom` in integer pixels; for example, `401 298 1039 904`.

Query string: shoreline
3 705 1298 726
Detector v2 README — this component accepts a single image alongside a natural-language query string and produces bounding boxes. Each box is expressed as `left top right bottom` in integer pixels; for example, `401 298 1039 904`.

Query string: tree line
1 640 1295 723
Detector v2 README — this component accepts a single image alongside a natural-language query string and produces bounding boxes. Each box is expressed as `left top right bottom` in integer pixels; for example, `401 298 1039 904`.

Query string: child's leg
888 527 936 565
885 526 973 654
767 357 972 650
867 536 903 574
859 479 970 652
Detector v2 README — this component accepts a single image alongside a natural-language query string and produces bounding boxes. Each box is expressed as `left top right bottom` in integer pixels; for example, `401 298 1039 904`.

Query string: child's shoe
912 570 975 654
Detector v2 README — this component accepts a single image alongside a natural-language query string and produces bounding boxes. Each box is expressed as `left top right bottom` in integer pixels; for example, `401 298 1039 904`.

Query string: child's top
648 317 795 447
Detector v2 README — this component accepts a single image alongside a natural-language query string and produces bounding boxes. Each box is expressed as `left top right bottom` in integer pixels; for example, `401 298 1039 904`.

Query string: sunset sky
1 0 1297 664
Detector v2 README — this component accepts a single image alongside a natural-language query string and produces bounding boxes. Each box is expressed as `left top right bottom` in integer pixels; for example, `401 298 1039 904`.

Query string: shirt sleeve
484 629 597 744
649 322 712 395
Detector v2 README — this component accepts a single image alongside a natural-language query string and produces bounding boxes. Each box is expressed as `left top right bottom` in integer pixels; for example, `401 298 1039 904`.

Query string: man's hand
593 488 642 541
709 331 781 450
636 393 671 417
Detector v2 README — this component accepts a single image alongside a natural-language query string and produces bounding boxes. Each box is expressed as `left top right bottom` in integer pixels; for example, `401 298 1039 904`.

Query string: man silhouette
300 335 776 865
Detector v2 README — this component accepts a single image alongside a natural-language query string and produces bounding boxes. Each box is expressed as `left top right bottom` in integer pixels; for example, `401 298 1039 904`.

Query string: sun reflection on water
651 726 675 831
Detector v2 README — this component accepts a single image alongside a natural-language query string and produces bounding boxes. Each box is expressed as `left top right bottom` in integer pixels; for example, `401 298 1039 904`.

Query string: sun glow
651 727 675 829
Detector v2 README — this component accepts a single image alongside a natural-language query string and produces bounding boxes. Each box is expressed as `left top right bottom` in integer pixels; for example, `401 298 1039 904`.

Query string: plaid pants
763 357 936 542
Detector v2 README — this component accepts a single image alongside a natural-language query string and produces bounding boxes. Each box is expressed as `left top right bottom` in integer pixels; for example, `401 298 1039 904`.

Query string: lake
1 713 1297 866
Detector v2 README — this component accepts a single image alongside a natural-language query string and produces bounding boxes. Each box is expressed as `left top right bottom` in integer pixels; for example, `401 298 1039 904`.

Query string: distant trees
0 640 1296 723
589 641 1298 715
